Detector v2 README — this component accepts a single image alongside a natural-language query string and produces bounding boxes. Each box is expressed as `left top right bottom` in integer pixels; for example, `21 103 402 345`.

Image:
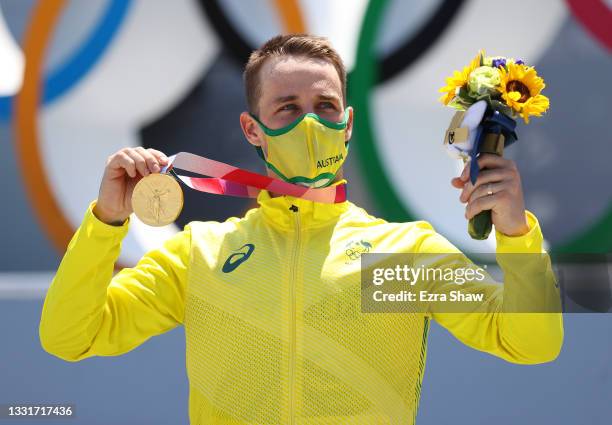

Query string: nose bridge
303 116 318 158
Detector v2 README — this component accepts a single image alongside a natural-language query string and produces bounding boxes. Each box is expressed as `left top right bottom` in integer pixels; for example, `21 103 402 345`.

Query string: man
40 34 563 424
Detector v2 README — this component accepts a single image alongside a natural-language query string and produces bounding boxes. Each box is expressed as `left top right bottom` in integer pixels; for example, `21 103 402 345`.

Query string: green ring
349 0 418 223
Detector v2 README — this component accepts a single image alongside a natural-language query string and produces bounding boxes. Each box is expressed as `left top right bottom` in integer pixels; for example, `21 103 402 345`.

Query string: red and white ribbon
160 152 347 204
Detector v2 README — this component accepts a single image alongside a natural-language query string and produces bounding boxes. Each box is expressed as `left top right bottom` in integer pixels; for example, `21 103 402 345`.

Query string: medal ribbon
160 152 347 203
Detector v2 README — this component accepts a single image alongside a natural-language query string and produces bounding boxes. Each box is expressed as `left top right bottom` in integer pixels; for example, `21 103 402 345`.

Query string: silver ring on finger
487 183 493 196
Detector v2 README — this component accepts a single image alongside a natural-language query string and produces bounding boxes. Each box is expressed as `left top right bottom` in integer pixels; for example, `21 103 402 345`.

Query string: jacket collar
256 180 350 230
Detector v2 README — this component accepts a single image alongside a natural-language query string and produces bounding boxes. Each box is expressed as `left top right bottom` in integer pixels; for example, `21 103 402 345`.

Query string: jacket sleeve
419 210 563 364
39 200 191 362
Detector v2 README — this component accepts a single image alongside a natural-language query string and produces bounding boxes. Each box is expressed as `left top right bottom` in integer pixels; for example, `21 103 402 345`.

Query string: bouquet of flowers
438 51 550 239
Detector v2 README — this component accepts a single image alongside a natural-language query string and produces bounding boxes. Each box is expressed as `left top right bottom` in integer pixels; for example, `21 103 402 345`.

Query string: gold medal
131 173 183 226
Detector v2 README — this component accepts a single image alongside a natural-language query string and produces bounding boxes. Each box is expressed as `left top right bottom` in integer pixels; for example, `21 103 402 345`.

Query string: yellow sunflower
438 50 483 105
498 62 549 123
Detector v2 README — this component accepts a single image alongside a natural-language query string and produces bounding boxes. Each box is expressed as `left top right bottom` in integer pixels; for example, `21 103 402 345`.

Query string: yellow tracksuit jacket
39 188 563 424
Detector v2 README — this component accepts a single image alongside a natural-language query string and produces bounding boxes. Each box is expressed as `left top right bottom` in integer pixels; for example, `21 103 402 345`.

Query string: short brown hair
243 34 347 114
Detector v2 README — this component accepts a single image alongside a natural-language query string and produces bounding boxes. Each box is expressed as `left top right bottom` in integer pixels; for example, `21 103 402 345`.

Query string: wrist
92 202 128 226
500 217 530 237
495 210 542 253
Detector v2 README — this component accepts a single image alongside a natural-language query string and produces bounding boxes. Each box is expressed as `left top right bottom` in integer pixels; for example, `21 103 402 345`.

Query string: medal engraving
131 173 183 226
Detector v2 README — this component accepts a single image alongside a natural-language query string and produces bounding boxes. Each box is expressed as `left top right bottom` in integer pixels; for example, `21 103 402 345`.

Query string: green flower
468 66 501 98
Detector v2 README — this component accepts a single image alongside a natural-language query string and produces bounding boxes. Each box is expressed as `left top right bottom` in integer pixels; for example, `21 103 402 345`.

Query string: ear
240 112 265 148
345 106 354 142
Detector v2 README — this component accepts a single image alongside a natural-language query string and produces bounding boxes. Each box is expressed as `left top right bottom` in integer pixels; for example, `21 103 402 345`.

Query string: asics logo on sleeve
222 244 255 273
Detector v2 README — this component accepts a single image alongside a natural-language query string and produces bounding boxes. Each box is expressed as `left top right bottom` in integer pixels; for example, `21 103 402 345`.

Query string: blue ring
0 0 132 120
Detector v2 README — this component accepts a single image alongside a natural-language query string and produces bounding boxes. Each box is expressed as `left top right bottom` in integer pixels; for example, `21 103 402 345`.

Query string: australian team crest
345 239 372 263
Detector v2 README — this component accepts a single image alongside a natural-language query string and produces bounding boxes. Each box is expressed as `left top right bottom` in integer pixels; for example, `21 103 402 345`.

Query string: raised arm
419 211 563 364
39 146 192 361
39 199 191 361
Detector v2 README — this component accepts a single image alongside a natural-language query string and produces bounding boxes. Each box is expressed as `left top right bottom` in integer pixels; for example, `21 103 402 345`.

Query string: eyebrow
272 93 341 105
318 94 341 102
273 95 298 104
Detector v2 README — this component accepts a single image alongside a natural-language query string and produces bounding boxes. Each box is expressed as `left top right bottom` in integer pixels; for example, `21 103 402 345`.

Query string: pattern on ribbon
161 152 347 204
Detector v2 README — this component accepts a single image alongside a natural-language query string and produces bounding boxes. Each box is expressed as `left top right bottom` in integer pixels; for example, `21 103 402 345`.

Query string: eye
318 101 337 110
278 104 298 112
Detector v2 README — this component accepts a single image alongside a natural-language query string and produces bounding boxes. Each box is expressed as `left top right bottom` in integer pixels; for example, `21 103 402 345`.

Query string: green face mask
251 109 350 188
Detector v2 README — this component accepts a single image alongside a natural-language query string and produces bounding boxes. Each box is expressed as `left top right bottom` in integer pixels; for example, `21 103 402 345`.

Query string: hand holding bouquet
438 51 550 239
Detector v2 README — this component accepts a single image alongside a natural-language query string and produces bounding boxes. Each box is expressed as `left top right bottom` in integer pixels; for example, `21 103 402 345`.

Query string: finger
124 148 149 177
460 161 470 182
460 168 513 203
465 192 504 219
147 148 169 165
468 181 509 204
135 146 161 173
451 177 466 189
113 151 137 178
477 154 514 171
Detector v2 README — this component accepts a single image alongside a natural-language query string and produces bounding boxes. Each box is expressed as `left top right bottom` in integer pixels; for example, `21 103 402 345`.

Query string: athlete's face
240 55 353 157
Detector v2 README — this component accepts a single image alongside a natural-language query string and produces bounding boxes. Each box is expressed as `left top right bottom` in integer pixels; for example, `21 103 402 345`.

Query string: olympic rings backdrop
0 1 610 424
1 0 610 268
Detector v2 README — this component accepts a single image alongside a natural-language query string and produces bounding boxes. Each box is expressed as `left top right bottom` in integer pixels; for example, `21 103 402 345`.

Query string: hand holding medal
93 147 172 226
439 51 550 239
